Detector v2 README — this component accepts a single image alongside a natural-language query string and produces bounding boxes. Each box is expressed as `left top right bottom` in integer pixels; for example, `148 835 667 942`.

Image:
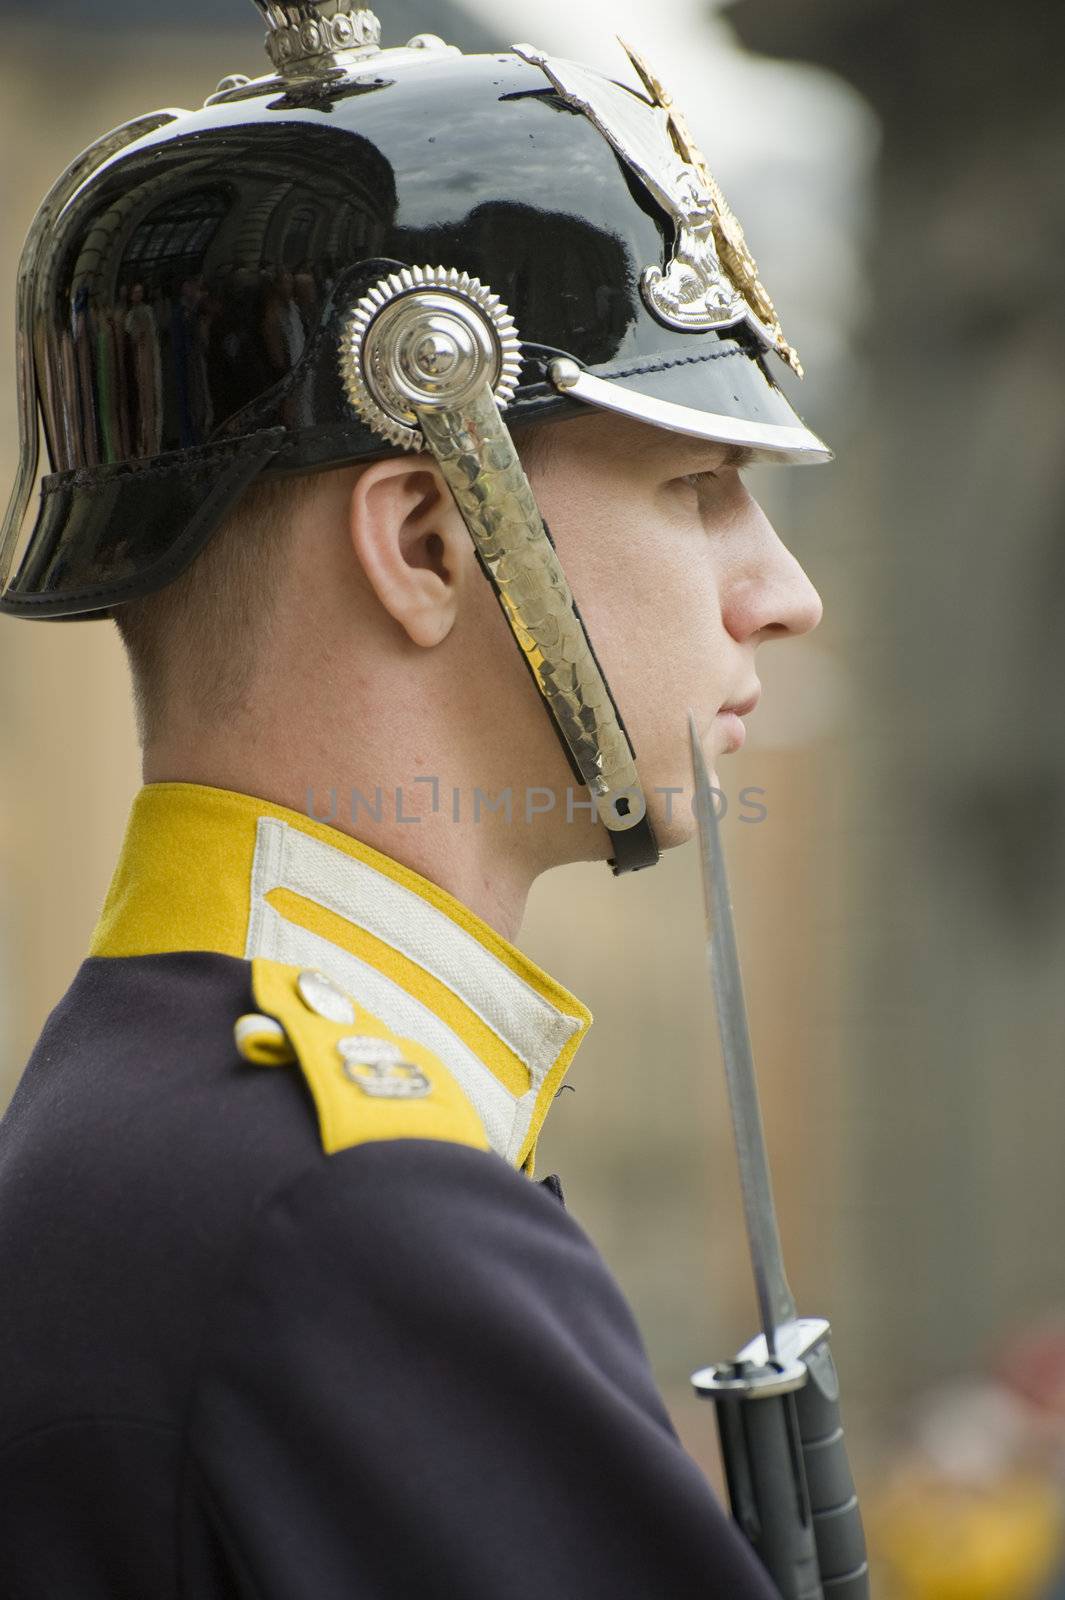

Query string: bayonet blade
689 713 797 1359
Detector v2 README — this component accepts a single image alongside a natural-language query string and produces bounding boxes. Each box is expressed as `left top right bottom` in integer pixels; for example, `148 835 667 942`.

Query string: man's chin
643 754 725 852
646 792 698 853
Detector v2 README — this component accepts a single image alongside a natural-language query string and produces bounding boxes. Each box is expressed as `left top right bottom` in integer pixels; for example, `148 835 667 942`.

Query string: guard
0 4 834 1595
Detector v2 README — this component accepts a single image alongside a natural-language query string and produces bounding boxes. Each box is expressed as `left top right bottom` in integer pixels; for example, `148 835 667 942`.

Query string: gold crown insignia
621 43 802 377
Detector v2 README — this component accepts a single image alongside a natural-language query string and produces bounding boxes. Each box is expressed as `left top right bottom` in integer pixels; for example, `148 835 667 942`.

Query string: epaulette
233 958 490 1157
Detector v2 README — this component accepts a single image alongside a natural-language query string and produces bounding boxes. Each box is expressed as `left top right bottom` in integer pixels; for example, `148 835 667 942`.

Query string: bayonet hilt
694 1322 868 1598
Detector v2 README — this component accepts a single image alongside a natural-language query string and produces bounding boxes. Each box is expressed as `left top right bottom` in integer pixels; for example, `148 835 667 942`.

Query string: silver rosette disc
339 265 523 451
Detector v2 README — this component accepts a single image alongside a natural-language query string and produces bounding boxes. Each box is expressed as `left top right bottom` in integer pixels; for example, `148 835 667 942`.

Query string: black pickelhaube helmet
0 0 831 874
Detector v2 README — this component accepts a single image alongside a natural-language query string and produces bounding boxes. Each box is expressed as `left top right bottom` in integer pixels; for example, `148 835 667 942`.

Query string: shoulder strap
235 958 490 1158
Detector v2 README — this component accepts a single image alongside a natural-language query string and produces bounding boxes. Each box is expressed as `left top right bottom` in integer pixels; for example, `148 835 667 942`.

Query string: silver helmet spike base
252 2 382 78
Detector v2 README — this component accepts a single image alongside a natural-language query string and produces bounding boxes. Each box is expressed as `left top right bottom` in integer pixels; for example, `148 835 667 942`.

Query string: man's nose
723 506 823 644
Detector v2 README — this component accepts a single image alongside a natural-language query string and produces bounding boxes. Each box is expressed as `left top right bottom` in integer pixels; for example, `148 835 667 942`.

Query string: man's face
526 411 824 851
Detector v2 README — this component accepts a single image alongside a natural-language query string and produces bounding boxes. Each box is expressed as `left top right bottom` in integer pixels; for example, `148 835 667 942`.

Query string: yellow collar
91 784 592 1170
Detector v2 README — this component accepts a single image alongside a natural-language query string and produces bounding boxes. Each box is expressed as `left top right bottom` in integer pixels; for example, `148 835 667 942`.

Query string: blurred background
2 1 1064 1594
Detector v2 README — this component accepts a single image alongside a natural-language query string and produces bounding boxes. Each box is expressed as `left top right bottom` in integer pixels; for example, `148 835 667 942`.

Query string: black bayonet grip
715 1383 822 1600
793 1340 869 1597
711 1341 869 1600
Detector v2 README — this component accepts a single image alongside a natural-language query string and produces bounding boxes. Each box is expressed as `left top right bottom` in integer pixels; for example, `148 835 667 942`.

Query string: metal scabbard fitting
340 267 650 840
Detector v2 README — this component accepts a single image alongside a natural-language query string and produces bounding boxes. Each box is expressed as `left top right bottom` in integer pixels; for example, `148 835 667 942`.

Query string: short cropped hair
115 424 554 746
114 473 314 745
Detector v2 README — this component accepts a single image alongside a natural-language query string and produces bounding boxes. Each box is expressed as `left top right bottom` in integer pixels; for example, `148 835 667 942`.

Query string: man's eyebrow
670 442 758 473
718 444 758 470
623 428 759 473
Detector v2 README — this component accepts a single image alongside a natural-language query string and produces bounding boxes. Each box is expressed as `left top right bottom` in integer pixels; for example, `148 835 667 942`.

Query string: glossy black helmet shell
1 45 825 620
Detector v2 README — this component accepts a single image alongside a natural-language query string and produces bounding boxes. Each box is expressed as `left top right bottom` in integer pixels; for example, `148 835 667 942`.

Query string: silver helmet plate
513 42 803 377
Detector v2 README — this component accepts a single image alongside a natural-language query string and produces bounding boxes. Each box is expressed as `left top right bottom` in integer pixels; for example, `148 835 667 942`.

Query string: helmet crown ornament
250 0 382 77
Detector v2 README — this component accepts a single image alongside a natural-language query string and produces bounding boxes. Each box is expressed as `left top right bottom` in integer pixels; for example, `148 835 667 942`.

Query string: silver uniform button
337 1036 432 1100
297 968 357 1026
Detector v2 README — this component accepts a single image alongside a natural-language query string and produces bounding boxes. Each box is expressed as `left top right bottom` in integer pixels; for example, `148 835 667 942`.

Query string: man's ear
348 456 472 648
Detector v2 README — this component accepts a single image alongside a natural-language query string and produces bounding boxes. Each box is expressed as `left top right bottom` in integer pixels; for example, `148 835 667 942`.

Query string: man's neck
142 748 541 944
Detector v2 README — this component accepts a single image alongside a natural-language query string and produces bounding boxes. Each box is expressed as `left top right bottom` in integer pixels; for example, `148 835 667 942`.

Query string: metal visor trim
549 360 833 467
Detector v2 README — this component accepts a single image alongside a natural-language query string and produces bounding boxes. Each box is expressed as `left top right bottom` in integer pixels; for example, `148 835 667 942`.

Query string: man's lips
714 688 761 753
720 689 761 718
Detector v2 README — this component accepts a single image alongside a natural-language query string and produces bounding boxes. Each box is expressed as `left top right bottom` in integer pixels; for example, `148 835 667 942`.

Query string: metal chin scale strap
339 264 660 874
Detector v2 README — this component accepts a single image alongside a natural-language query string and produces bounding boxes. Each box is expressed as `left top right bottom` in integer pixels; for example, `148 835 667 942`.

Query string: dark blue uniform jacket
0 952 778 1599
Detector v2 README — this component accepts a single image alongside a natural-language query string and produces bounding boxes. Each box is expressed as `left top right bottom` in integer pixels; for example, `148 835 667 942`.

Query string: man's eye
680 471 719 493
